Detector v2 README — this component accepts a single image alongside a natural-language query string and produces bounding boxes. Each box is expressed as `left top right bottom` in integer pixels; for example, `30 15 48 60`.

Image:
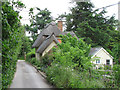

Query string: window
106 59 110 65
96 59 100 64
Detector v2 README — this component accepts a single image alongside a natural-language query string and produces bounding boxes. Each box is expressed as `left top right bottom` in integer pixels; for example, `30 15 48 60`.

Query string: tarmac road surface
10 60 52 88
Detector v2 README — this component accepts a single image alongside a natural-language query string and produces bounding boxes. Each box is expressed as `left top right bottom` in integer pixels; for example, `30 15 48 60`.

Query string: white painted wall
92 48 113 69
42 41 57 56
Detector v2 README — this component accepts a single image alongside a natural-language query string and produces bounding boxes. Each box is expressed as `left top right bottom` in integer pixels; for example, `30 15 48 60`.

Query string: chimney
58 21 63 32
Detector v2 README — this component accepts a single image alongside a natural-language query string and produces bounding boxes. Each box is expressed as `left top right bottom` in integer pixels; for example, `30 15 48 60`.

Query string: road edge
26 61 47 79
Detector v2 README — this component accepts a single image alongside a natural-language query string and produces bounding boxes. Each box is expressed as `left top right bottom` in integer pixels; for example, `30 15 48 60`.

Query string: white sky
18 0 120 36
19 0 120 25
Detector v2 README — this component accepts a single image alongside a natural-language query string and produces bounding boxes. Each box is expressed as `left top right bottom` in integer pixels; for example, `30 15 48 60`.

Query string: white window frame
96 59 100 64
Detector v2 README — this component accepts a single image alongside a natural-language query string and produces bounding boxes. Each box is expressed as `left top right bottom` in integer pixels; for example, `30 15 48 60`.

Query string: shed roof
89 47 113 59
89 47 102 56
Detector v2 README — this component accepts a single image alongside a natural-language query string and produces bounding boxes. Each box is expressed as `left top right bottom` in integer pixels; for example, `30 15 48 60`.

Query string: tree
59 2 119 63
18 36 32 58
65 2 94 32
111 30 120 64
62 2 117 48
52 34 92 70
25 8 52 41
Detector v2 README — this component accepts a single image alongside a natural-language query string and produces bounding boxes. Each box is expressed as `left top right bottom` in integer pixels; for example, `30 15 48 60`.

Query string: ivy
2 1 25 89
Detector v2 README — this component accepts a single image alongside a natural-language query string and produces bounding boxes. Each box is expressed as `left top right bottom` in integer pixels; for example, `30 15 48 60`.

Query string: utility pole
118 1 120 64
118 1 120 30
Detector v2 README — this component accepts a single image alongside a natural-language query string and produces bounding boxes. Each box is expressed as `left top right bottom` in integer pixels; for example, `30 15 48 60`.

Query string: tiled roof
89 47 113 59
89 47 102 56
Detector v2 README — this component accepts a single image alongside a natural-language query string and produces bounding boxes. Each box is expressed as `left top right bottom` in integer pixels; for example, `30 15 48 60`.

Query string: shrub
39 54 53 72
113 64 120 87
26 48 35 61
44 34 105 88
104 65 112 70
46 64 105 88
52 34 92 71
2 1 25 88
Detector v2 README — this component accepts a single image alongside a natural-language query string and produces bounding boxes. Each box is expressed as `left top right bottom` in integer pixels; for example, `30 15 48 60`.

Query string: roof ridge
45 33 55 40
44 21 56 29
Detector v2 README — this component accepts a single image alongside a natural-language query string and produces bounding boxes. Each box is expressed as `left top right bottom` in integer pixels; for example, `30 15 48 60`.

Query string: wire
7 2 120 21
97 2 120 10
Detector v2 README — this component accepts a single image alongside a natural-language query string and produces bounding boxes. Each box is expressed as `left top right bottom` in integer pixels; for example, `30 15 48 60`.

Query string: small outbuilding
89 47 113 69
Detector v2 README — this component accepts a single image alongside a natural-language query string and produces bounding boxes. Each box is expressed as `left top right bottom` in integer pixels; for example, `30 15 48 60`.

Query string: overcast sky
17 0 120 36
19 0 120 25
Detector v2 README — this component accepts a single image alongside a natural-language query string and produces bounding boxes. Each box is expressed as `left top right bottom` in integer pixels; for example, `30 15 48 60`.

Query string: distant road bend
10 60 52 88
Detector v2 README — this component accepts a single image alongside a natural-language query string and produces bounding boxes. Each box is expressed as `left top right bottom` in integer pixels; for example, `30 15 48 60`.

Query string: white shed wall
92 49 113 68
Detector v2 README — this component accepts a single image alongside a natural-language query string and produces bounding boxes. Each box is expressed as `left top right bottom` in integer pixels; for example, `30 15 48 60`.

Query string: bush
113 64 120 87
28 34 117 88
44 34 105 88
26 48 35 61
104 65 112 70
2 1 25 88
52 34 92 71
46 64 105 88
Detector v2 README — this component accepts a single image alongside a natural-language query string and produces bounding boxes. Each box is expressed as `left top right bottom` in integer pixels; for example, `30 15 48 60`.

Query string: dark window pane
106 59 110 65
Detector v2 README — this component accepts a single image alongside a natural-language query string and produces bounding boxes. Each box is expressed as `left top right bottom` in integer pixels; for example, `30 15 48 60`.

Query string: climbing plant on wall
2 1 25 88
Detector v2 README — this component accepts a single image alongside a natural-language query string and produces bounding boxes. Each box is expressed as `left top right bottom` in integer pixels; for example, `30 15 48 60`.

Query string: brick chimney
58 21 63 32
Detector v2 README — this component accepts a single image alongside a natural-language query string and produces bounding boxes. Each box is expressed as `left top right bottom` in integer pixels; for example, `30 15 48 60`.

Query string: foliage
25 8 52 41
45 34 106 88
18 35 32 58
63 2 117 46
47 66 106 88
2 1 25 88
39 54 53 72
113 64 120 87
65 2 94 32
104 65 112 70
26 48 35 60
111 31 120 64
58 2 119 63
52 34 91 70
27 34 119 88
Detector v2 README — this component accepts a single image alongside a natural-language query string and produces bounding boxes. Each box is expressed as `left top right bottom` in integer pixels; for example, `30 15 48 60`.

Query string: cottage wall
35 47 40 60
42 41 57 56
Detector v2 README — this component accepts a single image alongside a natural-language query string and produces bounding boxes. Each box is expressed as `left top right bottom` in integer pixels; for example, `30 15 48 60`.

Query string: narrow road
10 60 52 88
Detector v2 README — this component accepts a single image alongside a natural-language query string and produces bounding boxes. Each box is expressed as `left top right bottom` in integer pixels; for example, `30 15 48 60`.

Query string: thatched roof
32 22 63 48
64 31 78 39
32 21 79 55
36 33 59 54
